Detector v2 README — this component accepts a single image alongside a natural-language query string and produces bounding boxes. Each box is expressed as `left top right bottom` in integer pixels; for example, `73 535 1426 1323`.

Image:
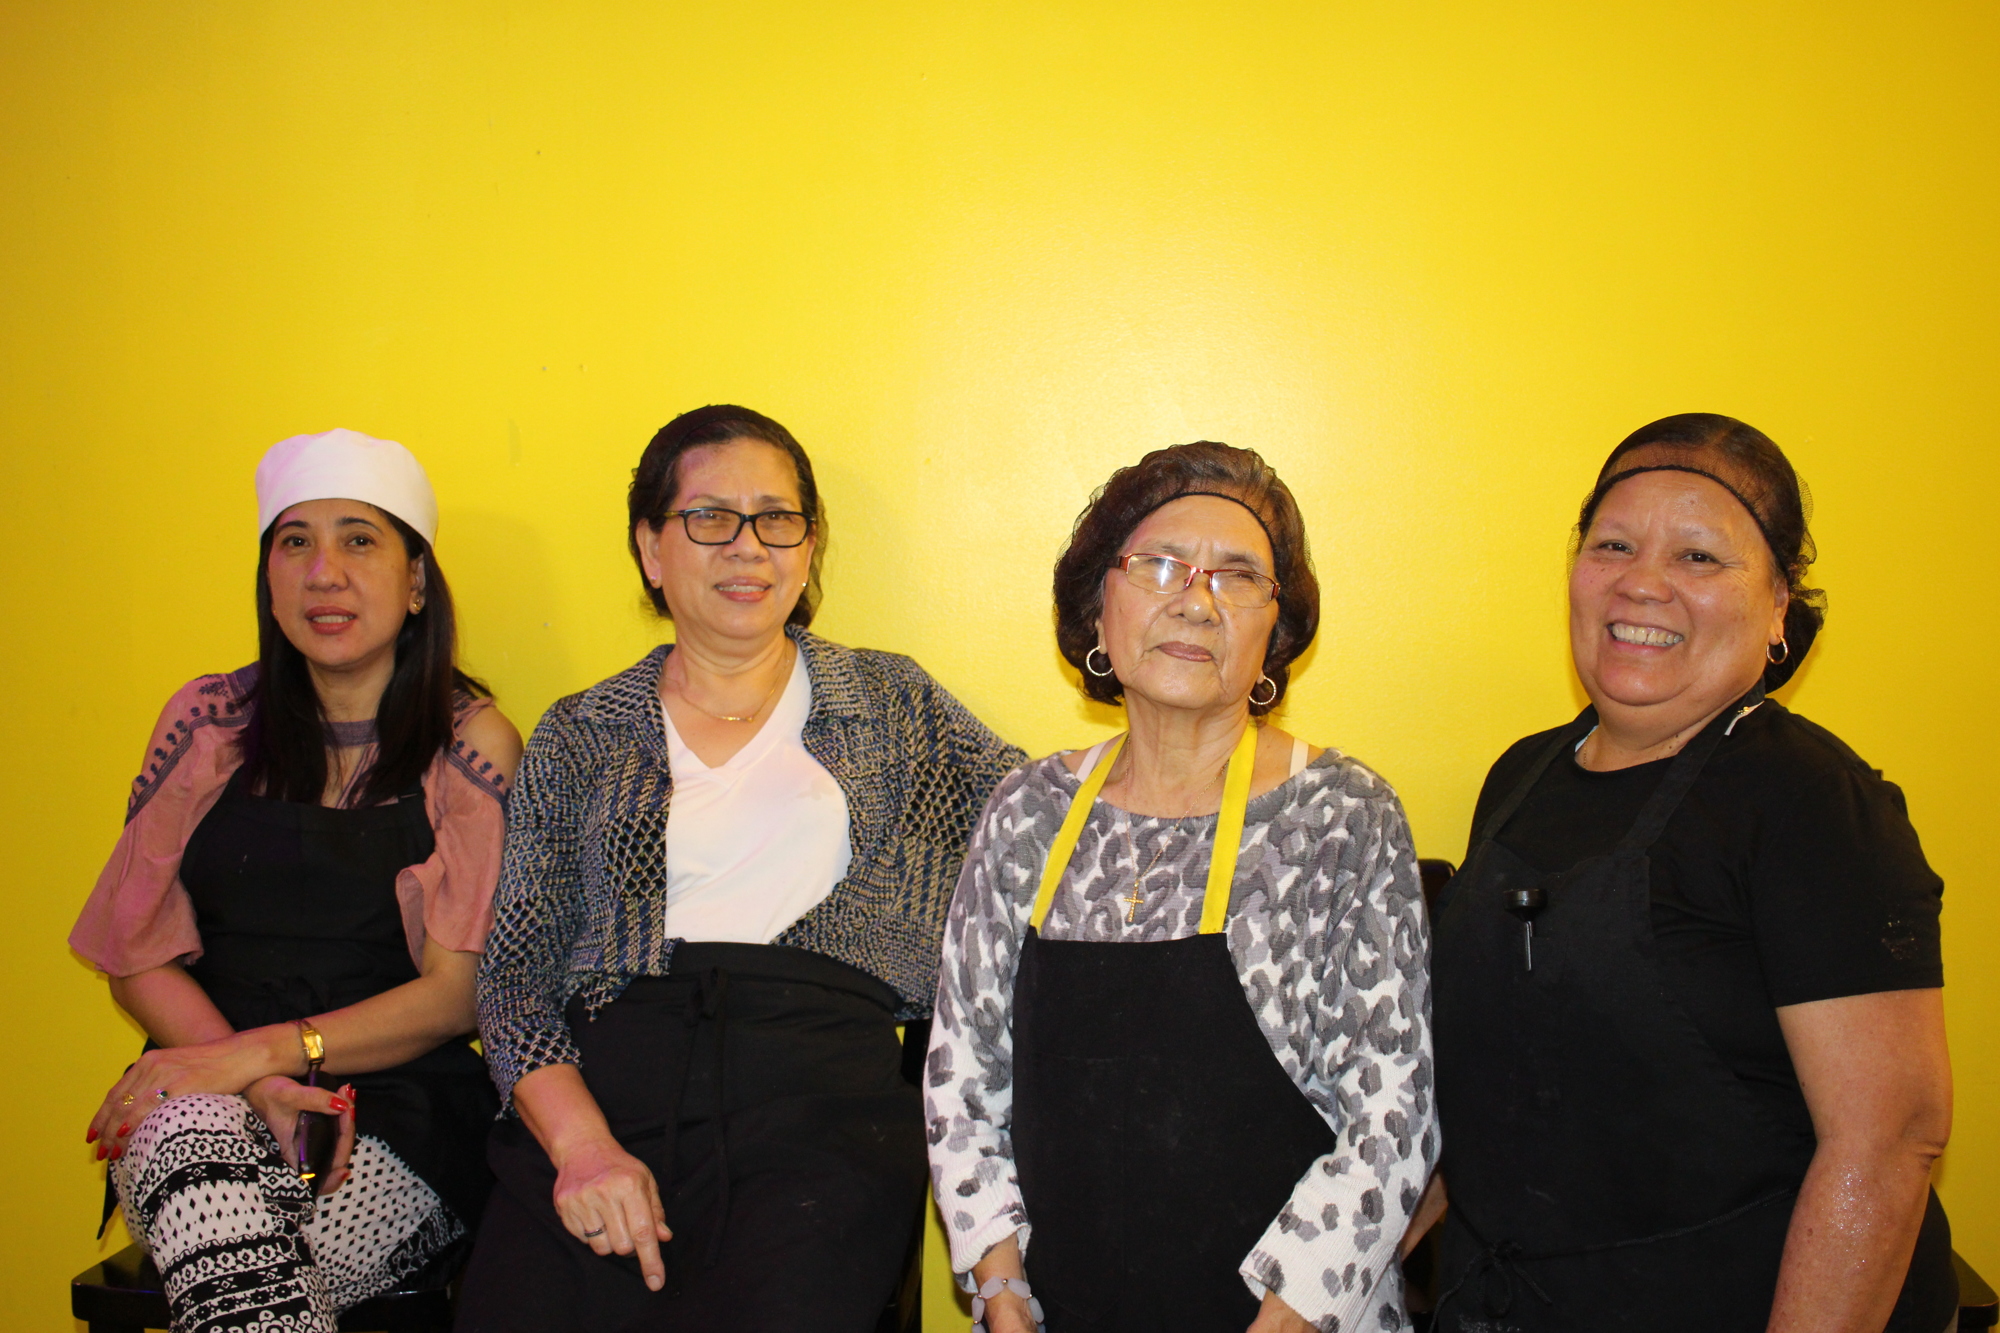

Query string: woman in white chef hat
72 428 522 1333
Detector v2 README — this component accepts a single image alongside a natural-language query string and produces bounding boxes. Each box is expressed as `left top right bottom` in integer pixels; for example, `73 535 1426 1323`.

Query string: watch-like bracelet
295 1019 326 1077
971 1275 1045 1333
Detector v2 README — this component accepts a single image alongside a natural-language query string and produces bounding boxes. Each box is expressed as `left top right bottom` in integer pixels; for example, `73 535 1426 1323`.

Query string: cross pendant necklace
1114 756 1227 925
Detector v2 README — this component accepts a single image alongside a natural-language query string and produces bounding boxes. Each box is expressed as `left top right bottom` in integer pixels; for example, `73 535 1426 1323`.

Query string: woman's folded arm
1242 795 1437 1332
925 767 1038 1286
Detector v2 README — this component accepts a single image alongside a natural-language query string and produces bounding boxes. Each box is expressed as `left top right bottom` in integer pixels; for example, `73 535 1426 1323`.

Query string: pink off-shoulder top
71 666 511 978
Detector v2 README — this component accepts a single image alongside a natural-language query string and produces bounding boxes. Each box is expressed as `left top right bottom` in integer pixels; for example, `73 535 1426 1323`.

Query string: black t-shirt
1466 699 1944 1150
1460 699 1952 1327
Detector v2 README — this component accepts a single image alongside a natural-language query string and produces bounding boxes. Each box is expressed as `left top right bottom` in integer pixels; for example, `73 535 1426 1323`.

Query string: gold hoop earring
1768 638 1789 665
1085 646 1116 678
1249 675 1278 707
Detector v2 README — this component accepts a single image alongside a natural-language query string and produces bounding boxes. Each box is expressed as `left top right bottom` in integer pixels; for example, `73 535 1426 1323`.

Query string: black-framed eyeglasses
1113 552 1280 608
663 508 814 548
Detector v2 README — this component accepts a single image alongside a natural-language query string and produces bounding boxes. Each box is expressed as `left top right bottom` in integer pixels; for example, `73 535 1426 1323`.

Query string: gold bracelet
295 1019 325 1077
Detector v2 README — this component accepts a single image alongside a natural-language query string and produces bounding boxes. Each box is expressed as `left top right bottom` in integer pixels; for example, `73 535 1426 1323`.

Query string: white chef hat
255 428 439 545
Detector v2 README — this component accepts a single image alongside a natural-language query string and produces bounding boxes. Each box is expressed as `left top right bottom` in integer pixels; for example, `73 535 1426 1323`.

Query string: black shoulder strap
1615 684 1765 854
1474 708 1598 846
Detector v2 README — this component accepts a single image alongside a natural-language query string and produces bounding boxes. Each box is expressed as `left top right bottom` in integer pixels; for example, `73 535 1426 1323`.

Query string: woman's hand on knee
88 1041 278 1155
551 1137 673 1291
245 1075 357 1195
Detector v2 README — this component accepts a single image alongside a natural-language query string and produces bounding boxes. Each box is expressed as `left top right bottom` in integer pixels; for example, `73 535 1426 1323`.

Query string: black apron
1432 690 1954 1333
1011 726 1335 1332
173 770 498 1231
458 942 926 1333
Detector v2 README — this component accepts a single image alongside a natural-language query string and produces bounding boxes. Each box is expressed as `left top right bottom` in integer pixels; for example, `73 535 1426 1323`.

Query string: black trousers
458 945 925 1333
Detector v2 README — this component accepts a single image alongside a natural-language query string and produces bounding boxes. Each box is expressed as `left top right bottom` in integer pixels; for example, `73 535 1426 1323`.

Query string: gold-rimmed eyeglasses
664 507 814 548
1113 553 1280 608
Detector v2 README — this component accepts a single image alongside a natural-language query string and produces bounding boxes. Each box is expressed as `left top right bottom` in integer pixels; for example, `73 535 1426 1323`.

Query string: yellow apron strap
1031 724 1261 935
1197 723 1261 935
1030 736 1126 930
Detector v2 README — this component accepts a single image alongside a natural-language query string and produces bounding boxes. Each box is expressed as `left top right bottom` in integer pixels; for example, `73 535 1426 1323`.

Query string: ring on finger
581 1225 607 1238
119 1093 135 1107
152 1089 169 1102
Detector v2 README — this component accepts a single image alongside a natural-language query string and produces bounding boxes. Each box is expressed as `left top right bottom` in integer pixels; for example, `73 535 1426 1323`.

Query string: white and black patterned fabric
928 747 1437 1333
476 626 1025 1109
114 1093 463 1333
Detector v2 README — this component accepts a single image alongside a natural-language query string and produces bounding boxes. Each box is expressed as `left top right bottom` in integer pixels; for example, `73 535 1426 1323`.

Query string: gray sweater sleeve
475 701 589 1107
924 761 1043 1283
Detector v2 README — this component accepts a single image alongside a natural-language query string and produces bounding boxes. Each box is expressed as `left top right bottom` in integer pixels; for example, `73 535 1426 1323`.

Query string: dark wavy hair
1575 412 1825 691
627 404 825 629
1053 442 1319 716
237 510 487 807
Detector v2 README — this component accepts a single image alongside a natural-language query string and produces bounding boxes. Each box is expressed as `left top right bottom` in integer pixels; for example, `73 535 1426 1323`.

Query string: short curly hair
1053 442 1319 716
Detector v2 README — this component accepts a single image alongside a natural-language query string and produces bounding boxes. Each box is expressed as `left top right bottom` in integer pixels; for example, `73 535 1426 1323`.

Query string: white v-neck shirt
660 651 852 943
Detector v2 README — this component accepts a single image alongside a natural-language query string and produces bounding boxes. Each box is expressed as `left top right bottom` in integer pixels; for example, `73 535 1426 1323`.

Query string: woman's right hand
552 1136 674 1290
87 1034 273 1151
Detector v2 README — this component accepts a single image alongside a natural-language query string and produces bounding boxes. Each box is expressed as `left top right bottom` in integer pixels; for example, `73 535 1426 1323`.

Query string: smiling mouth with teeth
1609 623 1684 647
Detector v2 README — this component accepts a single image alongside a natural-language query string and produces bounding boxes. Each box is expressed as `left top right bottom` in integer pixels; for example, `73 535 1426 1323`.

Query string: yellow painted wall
3 2 1994 1326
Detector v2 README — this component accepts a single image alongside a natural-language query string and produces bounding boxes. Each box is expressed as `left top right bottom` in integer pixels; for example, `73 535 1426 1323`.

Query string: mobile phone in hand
295 1108 338 1186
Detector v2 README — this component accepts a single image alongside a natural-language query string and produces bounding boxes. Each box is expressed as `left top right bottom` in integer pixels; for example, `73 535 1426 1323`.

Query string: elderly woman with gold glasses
927 442 1436 1333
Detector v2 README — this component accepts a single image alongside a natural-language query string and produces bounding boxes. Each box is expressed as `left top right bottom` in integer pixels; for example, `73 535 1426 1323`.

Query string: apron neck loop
1030 723 1261 935
1478 682 1767 854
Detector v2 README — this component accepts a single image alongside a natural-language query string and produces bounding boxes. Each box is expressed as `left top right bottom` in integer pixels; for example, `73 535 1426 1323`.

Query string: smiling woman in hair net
1425 414 1956 1333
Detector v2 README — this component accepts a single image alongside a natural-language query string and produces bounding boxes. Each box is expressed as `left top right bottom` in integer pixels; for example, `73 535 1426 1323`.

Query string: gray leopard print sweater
926 742 1437 1333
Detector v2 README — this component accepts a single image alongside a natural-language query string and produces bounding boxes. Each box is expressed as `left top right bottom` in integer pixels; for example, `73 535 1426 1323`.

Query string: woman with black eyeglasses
459 405 1024 1332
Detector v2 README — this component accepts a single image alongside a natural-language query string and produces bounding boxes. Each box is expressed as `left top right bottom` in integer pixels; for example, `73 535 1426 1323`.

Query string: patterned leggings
114 1094 462 1333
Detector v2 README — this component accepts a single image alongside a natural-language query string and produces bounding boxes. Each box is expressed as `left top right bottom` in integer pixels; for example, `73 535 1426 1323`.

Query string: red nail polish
117 1124 131 1137
109 1148 123 1160
86 1128 98 1144
96 1146 107 1160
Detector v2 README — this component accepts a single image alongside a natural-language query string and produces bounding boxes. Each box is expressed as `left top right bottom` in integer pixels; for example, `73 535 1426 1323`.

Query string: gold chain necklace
670 644 792 723
1113 758 1227 925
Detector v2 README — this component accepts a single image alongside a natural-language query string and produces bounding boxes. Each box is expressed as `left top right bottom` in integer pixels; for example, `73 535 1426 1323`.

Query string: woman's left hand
86 1036 273 1155
1246 1289 1317 1333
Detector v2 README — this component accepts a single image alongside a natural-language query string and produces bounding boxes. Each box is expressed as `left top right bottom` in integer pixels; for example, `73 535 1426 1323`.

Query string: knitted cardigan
476 627 1024 1106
